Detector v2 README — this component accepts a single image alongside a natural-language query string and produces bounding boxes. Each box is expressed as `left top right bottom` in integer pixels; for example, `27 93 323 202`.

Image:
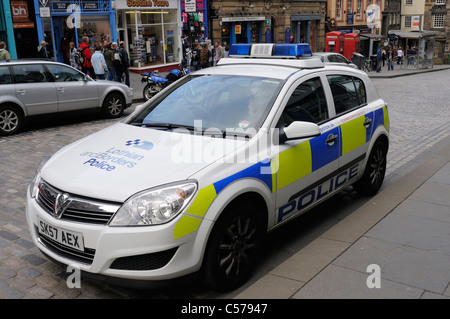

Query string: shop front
388 30 438 69
116 0 182 71
34 0 116 63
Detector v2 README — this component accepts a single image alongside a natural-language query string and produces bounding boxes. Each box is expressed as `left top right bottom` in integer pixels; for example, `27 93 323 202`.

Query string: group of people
190 41 226 71
34 37 130 86
67 37 130 86
376 45 404 72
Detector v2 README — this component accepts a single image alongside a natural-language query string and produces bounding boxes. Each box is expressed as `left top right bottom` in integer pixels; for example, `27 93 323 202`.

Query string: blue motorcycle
141 64 189 101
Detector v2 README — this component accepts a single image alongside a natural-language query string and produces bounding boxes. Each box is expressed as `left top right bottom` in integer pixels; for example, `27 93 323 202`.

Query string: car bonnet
39 122 247 202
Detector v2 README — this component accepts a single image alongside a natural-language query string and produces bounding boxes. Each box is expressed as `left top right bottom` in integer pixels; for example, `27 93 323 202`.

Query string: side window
0 66 12 84
327 75 365 114
282 77 329 125
12 64 48 84
46 64 85 82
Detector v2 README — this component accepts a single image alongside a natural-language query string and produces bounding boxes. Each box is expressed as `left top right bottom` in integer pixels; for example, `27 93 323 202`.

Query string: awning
359 33 385 40
388 30 439 39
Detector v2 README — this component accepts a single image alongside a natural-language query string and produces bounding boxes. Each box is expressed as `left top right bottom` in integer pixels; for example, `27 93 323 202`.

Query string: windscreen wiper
130 122 198 131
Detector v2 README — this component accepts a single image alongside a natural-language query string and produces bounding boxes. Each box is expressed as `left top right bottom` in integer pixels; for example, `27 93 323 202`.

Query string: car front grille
36 226 96 265
36 180 121 225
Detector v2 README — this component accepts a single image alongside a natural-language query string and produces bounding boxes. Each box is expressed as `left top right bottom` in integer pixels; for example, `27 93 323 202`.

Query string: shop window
77 16 111 44
222 24 230 46
250 22 260 44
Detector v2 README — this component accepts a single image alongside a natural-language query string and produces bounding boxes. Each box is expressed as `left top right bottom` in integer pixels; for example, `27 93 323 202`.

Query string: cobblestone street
0 69 449 299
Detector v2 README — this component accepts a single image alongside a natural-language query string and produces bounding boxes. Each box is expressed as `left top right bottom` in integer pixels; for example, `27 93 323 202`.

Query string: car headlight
109 181 197 226
29 156 51 198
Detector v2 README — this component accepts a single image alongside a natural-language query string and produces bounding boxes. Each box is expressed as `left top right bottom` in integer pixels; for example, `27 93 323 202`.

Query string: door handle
16 90 26 95
363 117 372 128
57 88 65 92
325 133 338 146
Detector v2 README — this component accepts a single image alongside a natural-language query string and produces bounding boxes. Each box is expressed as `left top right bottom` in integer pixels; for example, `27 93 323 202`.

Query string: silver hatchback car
0 60 133 135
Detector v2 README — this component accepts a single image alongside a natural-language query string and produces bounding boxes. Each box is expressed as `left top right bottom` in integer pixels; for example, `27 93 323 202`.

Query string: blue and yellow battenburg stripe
174 106 389 239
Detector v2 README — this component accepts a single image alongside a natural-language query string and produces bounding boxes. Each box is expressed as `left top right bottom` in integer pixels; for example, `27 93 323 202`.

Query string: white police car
26 43 389 291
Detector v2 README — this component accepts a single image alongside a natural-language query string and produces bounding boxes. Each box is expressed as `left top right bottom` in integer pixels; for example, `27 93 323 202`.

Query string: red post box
343 33 361 60
325 31 344 55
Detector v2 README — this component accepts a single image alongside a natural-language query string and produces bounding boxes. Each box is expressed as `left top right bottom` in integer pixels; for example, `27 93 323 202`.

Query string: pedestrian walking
0 41 11 60
200 43 211 69
191 43 201 71
376 47 382 73
91 45 108 80
104 42 117 81
115 41 130 87
397 46 404 66
37 41 49 59
68 42 79 69
387 46 394 71
79 36 95 79
381 47 386 67
213 41 224 66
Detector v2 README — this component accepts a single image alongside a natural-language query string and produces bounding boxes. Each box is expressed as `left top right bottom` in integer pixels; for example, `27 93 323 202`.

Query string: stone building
209 0 327 52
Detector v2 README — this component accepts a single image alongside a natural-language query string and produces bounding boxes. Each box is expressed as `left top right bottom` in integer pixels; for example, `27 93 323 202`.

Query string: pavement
126 64 450 299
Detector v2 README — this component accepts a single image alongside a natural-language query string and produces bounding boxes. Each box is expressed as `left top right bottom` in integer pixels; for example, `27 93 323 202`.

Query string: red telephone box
325 31 344 55
343 33 360 60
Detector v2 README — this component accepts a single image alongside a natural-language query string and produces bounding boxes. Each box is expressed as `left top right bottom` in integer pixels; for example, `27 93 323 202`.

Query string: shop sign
83 2 99 10
184 0 195 12
53 2 68 10
235 25 241 34
116 0 178 10
11 1 29 22
13 22 35 29
222 16 265 22
38 0 50 17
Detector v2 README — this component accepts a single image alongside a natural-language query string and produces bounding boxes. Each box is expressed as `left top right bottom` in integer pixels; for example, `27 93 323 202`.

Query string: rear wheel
143 84 162 101
202 202 265 291
354 140 388 196
0 105 23 136
102 93 124 118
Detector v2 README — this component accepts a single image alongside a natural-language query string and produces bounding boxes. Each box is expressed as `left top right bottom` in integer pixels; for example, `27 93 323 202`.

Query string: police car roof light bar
228 43 313 59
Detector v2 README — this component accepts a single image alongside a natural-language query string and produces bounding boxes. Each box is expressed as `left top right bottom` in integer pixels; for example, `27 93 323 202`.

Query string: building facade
209 0 327 52
423 0 449 64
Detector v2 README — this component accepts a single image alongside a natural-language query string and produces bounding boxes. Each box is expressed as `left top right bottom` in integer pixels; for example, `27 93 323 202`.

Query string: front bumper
26 190 210 283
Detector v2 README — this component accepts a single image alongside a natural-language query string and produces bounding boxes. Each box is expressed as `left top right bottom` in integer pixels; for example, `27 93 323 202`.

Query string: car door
325 73 373 171
12 64 58 115
272 75 342 225
45 64 99 111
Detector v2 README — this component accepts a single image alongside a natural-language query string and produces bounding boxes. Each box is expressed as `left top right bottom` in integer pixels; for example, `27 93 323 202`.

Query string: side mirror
279 121 321 144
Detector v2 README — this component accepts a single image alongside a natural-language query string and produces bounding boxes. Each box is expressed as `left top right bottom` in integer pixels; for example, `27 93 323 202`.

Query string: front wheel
0 105 23 136
202 202 266 291
102 93 125 118
354 140 388 196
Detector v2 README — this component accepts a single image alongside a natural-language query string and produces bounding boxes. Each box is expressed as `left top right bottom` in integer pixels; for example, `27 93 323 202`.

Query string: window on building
347 0 353 14
357 0 362 18
404 16 412 28
336 0 343 19
435 0 445 5
405 0 413 5
433 14 445 28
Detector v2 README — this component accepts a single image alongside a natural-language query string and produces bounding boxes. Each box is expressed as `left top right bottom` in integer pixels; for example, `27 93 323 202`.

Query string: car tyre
354 140 387 196
0 105 23 136
202 201 265 291
102 93 125 118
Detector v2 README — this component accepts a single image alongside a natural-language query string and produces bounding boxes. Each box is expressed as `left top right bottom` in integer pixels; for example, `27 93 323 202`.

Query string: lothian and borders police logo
125 139 154 151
